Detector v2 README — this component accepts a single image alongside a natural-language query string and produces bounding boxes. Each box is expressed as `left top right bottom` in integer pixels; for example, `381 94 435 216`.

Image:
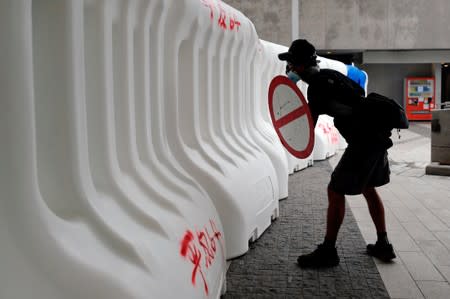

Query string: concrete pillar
433 63 442 108
291 0 299 40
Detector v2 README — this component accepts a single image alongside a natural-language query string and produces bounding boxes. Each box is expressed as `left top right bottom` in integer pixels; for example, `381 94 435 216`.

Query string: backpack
361 92 409 130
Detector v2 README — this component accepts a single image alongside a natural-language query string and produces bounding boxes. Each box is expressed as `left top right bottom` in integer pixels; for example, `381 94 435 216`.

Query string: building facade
225 0 450 109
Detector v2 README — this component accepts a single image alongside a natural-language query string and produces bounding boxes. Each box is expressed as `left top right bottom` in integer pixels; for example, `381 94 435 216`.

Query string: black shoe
367 242 396 262
297 244 340 268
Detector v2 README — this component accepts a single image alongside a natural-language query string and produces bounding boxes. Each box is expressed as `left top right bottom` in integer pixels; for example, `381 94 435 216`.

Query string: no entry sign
268 76 314 159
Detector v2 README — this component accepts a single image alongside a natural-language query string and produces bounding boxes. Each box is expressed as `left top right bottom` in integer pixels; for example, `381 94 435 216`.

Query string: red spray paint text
201 0 241 31
318 122 339 145
180 219 223 295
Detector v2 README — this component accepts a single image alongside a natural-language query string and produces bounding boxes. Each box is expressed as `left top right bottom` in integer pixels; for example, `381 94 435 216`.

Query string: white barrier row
1 1 222 298
0 0 291 298
0 0 367 298
257 40 293 187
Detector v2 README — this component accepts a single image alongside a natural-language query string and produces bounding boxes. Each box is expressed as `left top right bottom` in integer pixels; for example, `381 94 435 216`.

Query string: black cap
278 39 319 66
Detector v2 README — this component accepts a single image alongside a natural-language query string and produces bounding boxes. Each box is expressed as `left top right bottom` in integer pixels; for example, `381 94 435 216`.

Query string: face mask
287 70 301 83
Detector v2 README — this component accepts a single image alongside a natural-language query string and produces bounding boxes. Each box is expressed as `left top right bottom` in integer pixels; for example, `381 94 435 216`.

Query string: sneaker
367 242 396 262
297 244 340 268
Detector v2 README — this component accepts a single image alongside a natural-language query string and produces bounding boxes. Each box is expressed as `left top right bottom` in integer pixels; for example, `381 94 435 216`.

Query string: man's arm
308 81 354 120
326 101 353 118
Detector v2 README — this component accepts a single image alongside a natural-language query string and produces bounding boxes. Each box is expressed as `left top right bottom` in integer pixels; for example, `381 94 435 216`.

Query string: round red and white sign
268 75 314 159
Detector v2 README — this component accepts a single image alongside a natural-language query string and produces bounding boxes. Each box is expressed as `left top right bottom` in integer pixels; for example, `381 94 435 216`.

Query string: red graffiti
217 3 227 29
180 219 223 295
318 123 331 135
200 0 241 31
318 123 339 145
229 14 241 31
330 127 339 144
201 0 215 20
180 231 207 294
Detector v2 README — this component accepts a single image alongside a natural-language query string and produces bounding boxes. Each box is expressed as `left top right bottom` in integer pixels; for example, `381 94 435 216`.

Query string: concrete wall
302 0 450 50
225 0 450 50
224 0 292 46
224 0 448 108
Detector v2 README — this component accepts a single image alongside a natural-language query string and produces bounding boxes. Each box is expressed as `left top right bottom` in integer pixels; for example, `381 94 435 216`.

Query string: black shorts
328 145 390 195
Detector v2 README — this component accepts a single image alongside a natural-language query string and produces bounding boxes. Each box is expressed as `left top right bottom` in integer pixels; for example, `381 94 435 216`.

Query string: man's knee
362 187 377 198
327 185 345 202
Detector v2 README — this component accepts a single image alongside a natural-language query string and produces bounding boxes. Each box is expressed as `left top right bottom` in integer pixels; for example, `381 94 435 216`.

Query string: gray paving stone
222 159 390 298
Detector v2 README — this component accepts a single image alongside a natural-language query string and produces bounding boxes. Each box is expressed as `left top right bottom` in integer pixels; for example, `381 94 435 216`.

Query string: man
278 39 396 268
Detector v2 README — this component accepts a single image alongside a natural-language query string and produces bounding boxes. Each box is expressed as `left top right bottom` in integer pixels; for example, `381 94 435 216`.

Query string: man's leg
362 187 386 233
297 186 343 268
363 187 396 261
297 145 354 268
325 186 346 245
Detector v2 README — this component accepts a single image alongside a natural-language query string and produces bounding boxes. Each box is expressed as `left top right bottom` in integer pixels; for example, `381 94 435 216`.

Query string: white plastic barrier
165 0 279 258
0 0 293 297
313 115 341 160
318 55 348 75
338 131 349 150
2 2 193 299
250 44 290 199
256 40 291 194
1 1 367 298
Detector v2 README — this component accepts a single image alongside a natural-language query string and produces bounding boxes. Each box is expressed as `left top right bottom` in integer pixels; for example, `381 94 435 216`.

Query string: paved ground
347 122 450 299
223 154 390 298
223 122 450 299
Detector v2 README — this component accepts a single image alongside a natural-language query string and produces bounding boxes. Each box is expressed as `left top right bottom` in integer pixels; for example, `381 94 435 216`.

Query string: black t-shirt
307 69 392 149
